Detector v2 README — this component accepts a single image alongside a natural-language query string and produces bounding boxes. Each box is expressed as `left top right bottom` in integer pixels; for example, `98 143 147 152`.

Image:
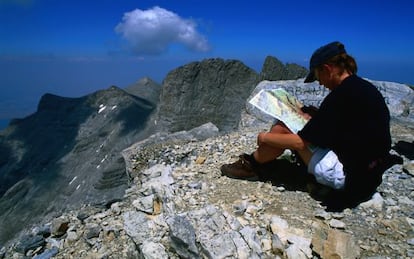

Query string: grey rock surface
156 58 259 132
122 122 219 179
2 114 412 258
124 76 162 105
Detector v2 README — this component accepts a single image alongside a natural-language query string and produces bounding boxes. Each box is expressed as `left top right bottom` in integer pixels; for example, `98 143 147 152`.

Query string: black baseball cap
304 41 347 83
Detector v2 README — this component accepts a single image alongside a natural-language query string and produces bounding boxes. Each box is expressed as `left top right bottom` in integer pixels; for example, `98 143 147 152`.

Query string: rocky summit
1 114 413 259
124 77 162 106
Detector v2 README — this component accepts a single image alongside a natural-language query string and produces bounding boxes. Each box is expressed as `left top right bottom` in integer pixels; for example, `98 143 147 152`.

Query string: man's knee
270 122 291 134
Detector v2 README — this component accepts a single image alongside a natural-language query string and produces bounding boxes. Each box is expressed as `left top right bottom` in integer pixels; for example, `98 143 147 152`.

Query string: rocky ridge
2 114 413 258
0 86 155 246
259 56 308 81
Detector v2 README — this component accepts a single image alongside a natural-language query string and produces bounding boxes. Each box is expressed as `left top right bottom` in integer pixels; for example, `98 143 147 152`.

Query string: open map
248 88 309 133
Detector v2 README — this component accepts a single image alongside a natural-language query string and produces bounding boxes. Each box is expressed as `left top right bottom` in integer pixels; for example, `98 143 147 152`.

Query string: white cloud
115 6 210 55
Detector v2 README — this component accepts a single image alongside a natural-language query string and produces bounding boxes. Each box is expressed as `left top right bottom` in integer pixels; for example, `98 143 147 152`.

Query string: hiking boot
220 154 259 181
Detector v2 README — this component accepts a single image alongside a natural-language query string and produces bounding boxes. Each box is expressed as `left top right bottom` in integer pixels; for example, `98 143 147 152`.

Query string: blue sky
1 0 413 122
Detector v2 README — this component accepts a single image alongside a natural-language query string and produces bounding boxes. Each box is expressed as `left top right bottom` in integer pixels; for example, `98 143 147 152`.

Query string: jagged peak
136 76 159 86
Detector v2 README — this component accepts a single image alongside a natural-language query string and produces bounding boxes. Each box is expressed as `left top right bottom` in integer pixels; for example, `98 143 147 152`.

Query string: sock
247 153 260 168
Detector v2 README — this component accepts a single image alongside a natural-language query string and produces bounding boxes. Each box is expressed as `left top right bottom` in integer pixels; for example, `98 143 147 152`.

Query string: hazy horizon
0 56 413 128
1 0 413 127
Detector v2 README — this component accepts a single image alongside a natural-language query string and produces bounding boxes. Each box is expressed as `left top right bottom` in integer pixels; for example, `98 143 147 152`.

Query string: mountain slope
0 86 155 245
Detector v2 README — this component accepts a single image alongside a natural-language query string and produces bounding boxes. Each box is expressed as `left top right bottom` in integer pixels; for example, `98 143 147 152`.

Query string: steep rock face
124 77 161 105
156 58 259 132
260 56 308 81
0 86 155 246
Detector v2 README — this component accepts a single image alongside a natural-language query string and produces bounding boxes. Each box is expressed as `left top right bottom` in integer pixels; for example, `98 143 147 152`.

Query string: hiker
221 41 396 208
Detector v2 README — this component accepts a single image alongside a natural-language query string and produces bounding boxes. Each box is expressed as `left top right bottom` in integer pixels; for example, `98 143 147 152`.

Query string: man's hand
301 105 319 118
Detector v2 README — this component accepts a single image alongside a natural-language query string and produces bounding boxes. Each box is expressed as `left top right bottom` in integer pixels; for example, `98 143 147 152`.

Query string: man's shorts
308 148 345 190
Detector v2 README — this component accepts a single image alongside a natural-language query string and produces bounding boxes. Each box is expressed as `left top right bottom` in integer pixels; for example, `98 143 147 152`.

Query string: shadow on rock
254 158 390 212
393 140 414 160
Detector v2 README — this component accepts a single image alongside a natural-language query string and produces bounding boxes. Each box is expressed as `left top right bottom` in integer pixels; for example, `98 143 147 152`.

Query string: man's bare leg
253 122 291 163
253 121 312 165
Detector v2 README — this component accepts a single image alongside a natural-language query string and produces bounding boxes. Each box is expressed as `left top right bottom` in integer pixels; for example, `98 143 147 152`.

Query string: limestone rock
140 241 168 259
50 217 69 237
14 234 45 254
167 216 199 258
157 58 259 132
312 229 360 259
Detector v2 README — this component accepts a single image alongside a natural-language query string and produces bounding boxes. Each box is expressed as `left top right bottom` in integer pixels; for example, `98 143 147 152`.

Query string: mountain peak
124 77 161 105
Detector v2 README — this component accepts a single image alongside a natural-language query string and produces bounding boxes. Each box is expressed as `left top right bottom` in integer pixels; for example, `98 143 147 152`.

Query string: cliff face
156 58 259 132
0 86 155 245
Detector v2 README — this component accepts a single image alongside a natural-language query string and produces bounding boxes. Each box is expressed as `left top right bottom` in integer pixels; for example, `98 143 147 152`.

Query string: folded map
248 88 309 133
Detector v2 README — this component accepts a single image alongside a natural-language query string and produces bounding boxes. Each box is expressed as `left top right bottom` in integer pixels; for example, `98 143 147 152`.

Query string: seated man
221 41 397 209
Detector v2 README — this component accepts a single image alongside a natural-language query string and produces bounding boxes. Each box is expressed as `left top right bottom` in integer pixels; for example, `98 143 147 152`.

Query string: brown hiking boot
220 154 259 181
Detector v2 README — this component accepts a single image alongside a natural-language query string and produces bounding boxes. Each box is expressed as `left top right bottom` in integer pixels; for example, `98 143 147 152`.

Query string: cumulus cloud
115 6 210 55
